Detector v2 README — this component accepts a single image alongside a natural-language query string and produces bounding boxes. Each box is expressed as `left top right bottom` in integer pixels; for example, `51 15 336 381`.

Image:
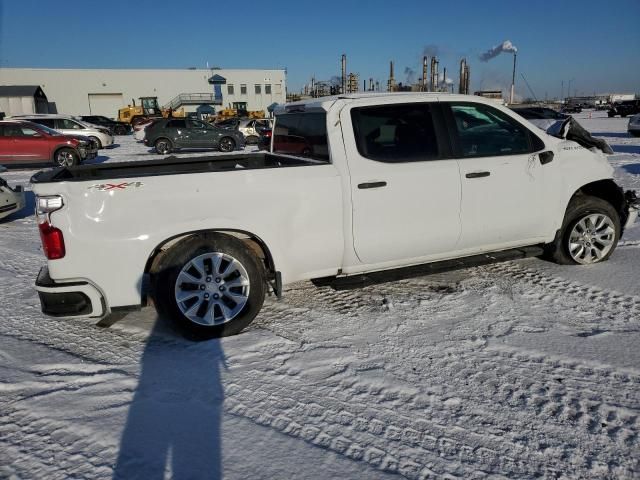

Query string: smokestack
459 59 466 94
369 77 374 91
388 61 396 92
422 56 428 91
430 57 436 92
341 54 347 95
443 67 447 91
510 52 517 103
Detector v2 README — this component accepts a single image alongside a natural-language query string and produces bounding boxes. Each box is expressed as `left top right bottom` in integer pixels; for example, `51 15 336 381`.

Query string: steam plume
479 40 517 62
404 67 416 85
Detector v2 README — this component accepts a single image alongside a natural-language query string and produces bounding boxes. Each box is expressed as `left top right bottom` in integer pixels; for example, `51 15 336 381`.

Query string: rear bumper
35 266 106 318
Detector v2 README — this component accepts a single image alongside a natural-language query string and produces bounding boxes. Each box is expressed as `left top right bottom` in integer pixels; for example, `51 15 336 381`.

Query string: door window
350 103 441 162
58 118 84 130
449 104 533 157
166 119 187 129
190 120 208 129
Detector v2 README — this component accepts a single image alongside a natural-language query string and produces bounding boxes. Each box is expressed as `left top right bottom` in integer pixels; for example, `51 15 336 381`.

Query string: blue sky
1 0 638 98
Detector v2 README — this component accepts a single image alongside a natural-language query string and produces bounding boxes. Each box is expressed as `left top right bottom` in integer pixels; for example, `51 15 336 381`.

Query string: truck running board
312 245 545 291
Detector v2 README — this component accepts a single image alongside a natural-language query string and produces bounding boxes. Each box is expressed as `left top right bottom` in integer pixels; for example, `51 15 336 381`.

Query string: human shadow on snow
113 315 226 479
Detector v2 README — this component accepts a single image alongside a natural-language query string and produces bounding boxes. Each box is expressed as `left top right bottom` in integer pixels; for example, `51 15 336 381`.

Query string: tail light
36 195 65 260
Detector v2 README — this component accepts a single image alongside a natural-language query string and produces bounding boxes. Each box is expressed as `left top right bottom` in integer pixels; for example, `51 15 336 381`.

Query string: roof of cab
274 92 504 114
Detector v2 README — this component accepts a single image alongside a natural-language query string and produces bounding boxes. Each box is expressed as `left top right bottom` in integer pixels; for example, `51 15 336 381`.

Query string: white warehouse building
0 68 287 118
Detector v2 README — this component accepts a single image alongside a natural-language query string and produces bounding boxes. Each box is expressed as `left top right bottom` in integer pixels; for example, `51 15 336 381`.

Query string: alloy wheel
568 213 616 264
174 252 250 326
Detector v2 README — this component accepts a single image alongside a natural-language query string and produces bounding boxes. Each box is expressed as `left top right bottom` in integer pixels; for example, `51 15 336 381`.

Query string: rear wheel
54 148 78 167
154 138 172 154
219 137 236 152
152 233 266 339
545 195 620 265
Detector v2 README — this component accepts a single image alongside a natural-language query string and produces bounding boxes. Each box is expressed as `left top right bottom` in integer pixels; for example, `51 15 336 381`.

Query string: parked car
608 100 640 118
237 118 273 144
628 114 640 137
133 119 158 142
257 125 272 151
31 93 639 339
144 117 245 154
0 120 97 166
10 114 114 149
79 115 131 135
0 167 25 220
509 106 568 131
561 104 582 114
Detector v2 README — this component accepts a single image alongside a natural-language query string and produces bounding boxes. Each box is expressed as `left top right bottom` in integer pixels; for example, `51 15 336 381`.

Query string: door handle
465 171 490 179
358 181 387 189
539 151 554 165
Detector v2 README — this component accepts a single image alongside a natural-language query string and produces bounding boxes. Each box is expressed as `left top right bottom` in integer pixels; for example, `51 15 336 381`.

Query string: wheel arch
144 228 277 286
567 179 627 226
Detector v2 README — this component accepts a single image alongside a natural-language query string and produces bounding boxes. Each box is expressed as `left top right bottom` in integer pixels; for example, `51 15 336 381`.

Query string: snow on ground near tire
1 111 639 479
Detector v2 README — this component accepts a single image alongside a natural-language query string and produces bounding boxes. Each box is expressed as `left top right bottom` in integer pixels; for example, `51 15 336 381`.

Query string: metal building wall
0 68 286 118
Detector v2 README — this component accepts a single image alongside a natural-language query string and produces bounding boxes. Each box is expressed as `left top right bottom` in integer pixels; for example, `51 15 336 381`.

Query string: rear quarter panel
35 164 344 308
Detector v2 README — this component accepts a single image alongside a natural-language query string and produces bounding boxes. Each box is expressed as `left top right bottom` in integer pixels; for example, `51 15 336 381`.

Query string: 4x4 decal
88 182 144 191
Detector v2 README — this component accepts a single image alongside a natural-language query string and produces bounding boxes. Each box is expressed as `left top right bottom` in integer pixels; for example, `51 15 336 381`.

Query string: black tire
152 233 266 339
219 137 236 152
54 147 79 167
114 125 127 135
544 195 620 265
89 136 102 149
154 138 172 154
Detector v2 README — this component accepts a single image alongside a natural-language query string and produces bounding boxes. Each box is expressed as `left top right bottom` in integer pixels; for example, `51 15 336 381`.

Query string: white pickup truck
31 93 639 338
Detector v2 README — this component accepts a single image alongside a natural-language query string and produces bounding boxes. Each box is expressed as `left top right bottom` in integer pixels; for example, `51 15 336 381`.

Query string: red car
0 120 97 167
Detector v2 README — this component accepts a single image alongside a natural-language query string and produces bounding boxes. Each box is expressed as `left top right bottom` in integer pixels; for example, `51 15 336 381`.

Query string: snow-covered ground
1 112 639 479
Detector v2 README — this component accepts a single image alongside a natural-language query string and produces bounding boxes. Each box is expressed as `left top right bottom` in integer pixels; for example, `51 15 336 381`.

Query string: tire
152 233 266 339
54 148 79 167
219 137 236 152
154 138 172 154
545 195 620 265
89 136 102 149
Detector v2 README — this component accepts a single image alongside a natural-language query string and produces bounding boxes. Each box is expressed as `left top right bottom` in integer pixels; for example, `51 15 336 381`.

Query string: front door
444 102 549 250
188 119 215 148
340 100 462 265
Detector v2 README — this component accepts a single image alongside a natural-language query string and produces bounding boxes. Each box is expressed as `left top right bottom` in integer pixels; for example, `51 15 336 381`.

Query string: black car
144 118 245 154
79 115 131 135
608 100 640 118
561 104 582 114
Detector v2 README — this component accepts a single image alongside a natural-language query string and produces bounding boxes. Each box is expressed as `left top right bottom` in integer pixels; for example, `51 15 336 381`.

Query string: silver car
628 114 640 137
0 167 25 221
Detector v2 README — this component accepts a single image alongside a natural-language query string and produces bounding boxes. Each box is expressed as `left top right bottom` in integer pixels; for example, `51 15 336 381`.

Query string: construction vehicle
117 97 185 126
211 107 265 124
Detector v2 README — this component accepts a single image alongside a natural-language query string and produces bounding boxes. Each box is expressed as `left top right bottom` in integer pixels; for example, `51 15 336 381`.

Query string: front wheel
218 137 236 152
152 233 266 339
54 148 79 167
545 196 620 265
89 136 103 149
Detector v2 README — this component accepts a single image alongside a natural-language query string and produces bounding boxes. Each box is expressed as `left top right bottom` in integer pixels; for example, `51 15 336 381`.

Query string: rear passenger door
444 102 550 250
340 100 462 265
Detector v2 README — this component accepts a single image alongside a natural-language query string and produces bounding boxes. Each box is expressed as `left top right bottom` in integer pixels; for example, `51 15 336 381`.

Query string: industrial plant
294 53 472 102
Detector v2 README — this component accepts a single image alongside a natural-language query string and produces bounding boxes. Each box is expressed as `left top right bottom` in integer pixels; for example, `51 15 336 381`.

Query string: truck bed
31 153 325 183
